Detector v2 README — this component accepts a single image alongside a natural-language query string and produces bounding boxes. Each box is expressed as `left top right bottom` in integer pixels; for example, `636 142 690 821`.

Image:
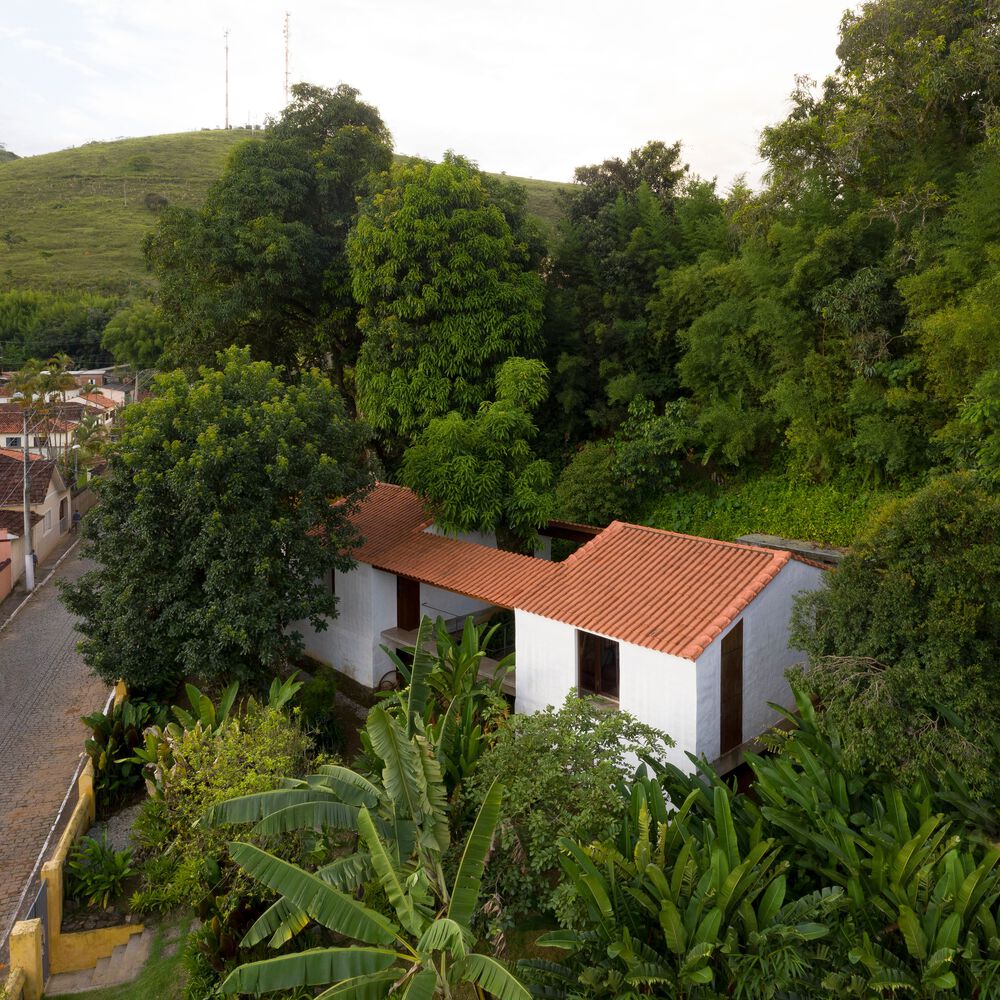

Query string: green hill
0 131 569 294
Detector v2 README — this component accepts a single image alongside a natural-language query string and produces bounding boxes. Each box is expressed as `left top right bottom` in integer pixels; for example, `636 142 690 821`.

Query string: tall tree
402 357 553 552
60 347 372 695
349 153 545 450
144 83 392 391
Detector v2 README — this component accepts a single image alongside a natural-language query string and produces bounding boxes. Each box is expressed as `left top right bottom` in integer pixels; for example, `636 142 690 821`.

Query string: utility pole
283 12 290 105
224 29 230 129
21 410 34 591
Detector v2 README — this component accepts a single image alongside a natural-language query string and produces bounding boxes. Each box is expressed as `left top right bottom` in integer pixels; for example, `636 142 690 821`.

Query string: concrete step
46 926 159 995
44 966 94 996
92 944 125 989
101 940 130 984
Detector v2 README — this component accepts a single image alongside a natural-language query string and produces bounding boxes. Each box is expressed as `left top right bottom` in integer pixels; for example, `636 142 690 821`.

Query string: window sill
580 692 620 712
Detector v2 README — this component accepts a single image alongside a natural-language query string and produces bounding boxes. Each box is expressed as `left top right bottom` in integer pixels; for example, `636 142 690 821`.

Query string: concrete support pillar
77 761 96 825
41 860 63 955
9 919 43 1000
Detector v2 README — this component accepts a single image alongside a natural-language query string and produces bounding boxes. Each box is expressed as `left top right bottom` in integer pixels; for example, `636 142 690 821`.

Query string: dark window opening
577 630 619 700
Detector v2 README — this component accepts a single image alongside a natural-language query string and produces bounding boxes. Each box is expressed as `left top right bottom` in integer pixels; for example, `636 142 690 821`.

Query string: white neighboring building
293 483 826 772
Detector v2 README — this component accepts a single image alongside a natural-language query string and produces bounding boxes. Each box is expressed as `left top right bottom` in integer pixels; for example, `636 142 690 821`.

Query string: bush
130 702 311 914
293 664 341 752
82 698 167 817
555 442 632 526
143 192 168 212
464 694 672 927
65 834 135 910
646 468 906 546
791 471 1000 794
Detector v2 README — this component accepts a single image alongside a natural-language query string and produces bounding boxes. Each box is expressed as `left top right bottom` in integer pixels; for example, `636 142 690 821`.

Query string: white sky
1 0 853 187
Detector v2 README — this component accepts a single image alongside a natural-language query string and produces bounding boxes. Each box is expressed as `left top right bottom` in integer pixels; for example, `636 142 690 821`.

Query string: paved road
0 547 110 951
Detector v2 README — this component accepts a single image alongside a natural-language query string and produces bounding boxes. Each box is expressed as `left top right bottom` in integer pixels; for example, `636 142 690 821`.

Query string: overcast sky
1 0 853 187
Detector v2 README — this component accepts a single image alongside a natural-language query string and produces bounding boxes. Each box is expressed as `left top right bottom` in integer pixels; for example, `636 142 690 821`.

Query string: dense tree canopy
349 153 546 447
61 347 372 694
402 357 553 551
144 83 392 388
791 473 1000 794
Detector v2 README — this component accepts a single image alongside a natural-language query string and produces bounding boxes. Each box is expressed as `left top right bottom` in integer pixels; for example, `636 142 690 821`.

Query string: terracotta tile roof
517 522 805 660
347 484 824 660
0 454 58 507
78 393 117 410
0 508 42 533
0 448 45 462
349 483 559 608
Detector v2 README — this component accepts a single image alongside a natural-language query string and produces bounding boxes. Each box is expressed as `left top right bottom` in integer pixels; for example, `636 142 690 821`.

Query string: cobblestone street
0 547 109 951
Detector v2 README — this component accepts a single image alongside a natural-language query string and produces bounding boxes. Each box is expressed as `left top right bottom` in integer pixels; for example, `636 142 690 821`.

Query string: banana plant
216 778 529 999
531 786 843 999
381 614 512 796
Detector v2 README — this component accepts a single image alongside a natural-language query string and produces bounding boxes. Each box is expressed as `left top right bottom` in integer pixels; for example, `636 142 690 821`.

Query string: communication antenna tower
224 29 230 129
283 13 290 105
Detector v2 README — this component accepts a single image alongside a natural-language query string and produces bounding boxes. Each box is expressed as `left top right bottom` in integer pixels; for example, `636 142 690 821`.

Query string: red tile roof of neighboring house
517 522 803 659
78 393 117 410
0 454 59 507
0 448 44 462
349 483 559 608
0 508 42 533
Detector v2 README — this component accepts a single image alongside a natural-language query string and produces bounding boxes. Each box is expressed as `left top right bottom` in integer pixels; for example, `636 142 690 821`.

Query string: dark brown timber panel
396 575 420 631
720 619 744 754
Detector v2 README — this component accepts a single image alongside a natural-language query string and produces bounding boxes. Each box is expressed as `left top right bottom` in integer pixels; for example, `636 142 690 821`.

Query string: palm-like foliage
208 714 527 997
530 786 842 999
538 687 1000 999
380 615 512 795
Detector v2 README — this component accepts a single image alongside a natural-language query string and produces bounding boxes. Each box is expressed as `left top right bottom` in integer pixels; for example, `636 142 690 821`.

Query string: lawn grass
46 915 192 1000
0 133 568 295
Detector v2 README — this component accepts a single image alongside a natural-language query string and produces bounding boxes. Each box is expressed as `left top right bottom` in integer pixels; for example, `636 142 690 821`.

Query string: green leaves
62 347 372 694
227 842 396 946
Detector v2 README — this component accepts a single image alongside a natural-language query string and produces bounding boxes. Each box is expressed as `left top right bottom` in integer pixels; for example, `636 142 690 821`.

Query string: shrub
646 468 905 546
142 192 168 212
65 834 135 910
555 441 631 526
464 694 672 926
293 664 341 752
82 698 167 817
791 471 1000 794
130 702 311 914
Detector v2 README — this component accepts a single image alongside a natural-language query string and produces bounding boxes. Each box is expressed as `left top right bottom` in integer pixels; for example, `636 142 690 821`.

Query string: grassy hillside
0 132 569 294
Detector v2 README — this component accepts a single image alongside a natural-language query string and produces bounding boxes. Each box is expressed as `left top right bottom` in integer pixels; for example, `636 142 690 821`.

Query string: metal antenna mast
224 29 230 129
283 12 290 105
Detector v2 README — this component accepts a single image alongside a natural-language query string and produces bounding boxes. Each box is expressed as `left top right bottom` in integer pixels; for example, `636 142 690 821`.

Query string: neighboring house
0 405 81 461
0 528 13 603
0 454 72 580
294 483 826 773
77 391 122 415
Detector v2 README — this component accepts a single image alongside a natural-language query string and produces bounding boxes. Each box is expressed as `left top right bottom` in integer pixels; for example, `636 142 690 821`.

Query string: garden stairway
44 926 154 995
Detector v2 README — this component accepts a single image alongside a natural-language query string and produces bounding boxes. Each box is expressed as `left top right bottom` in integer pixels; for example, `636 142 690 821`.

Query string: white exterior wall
294 563 374 686
695 559 825 762
619 642 698 771
294 564 397 689
513 610 577 714
514 610 698 772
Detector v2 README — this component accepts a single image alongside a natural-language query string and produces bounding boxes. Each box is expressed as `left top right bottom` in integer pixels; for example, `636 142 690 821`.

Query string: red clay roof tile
348 485 821 661
517 521 795 659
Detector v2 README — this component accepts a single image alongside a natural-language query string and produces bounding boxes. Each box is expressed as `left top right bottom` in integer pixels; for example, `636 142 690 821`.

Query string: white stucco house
294 483 826 773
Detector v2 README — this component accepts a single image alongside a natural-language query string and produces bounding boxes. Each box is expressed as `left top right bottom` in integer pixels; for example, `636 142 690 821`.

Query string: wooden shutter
578 631 597 694
396 576 420 631
720 620 743 754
